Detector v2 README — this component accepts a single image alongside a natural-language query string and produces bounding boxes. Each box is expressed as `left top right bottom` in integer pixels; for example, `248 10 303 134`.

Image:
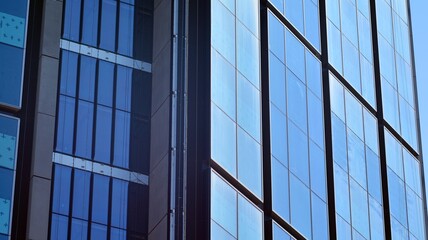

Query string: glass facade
50 0 152 239
0 0 29 108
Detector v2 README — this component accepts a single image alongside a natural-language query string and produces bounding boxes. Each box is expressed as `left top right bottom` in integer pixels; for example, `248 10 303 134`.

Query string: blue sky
410 0 428 210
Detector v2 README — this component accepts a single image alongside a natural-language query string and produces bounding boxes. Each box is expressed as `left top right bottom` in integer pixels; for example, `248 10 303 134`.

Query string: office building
0 0 426 239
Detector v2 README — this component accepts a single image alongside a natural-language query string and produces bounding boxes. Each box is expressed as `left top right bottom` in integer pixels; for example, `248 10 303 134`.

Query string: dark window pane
116 66 132 112
72 170 91 220
60 51 78 97
118 3 134 56
0 44 24 107
56 96 75 154
79 56 96 102
113 110 130 168
91 223 107 240
0 0 28 18
92 174 109 224
50 214 68 240
111 179 128 229
63 0 81 41
100 0 117 51
75 100 94 159
111 228 126 240
81 0 99 46
94 106 112 164
97 61 114 107
71 218 88 240
52 164 72 215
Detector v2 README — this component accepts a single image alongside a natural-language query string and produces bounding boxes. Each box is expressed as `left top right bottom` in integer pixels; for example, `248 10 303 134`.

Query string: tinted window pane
376 0 393 43
269 13 285 62
79 56 96 102
236 0 259 37
285 31 305 81
92 174 109 224
211 173 237 237
328 21 343 72
310 141 326 200
358 13 373 62
97 61 114 107
382 78 400 131
91 224 107 240
332 115 347 171
52 165 72 215
63 0 81 41
75 100 94 159
287 69 307 133
361 57 376 108
404 151 422 196
385 131 403 178
71 218 88 240
100 0 117 51
81 0 99 46
118 3 134 56
270 105 287 166
407 189 425 240
336 215 351 240
110 228 126 240
51 214 68 240
72 170 91 220
378 36 396 87
388 168 407 227
335 164 350 221
341 0 358 45
111 179 128 229
285 0 303 32
238 196 263 240
269 53 286 113
114 110 130 168
211 220 236 240
272 158 289 221
350 179 369 238
306 51 322 99
363 110 378 154
60 51 78 97
312 193 329 240
330 75 345 120
290 174 311 239
399 97 417 149
211 0 235 65
94 106 112 164
289 121 309 185
56 96 75 154
237 22 260 89
308 92 324 148
116 66 132 112
273 223 292 240
0 44 24 107
369 197 385 240
347 131 366 189
305 0 320 50
237 74 261 142
366 147 382 203
342 38 361 92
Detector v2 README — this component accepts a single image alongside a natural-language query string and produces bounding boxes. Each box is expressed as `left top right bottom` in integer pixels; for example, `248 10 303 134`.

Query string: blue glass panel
407 189 425 240
211 220 236 240
341 0 358 45
212 49 236 120
306 50 322 99
211 104 237 176
100 0 117 51
92 174 109 224
81 0 99 46
52 164 72 215
97 61 114 107
358 13 373 62
378 36 396 87
269 0 284 14
363 111 378 155
211 173 237 237
342 38 361 93
404 151 422 197
308 92 324 148
237 74 260 142
289 121 309 185
385 131 404 178
350 179 369 238
72 170 91 220
0 167 13 235
285 31 305 81
335 164 350 221
0 44 24 107
111 179 128 229
330 76 345 120
71 219 88 240
345 91 364 139
366 147 382 203
393 14 410 63
310 141 326 200
396 55 413 107
327 0 340 27
0 0 27 18
219 0 234 13
237 22 260 89
327 21 343 72
376 0 393 44
212 0 235 65
236 0 259 37
111 228 126 240
347 131 366 189
273 223 292 240
94 106 112 164
290 174 311 239
285 0 303 32
56 95 75 154
238 196 263 240
287 69 307 133
305 0 320 50
60 51 78 97
118 3 134 56
357 0 370 18
113 110 130 168
388 168 407 228
399 97 417 149
332 115 348 171
336 215 351 240
382 78 400 132
269 53 286 113
311 193 329 240
391 0 407 23
369 197 385 240
391 217 408 240
63 0 81 41
75 100 93 159
270 105 287 166
269 13 285 62
360 58 376 109
50 214 68 240
91 224 107 240
116 66 132 112
237 128 262 198
271 158 289 221
79 56 96 102
0 115 18 170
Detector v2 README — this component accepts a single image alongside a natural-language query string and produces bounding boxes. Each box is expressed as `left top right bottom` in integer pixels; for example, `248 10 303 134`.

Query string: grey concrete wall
148 0 173 239
26 0 63 239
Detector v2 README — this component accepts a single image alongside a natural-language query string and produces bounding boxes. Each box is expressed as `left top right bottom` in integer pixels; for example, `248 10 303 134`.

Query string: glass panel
358 13 373 63
403 151 422 196
211 103 237 176
341 0 358 46
311 193 329 240
0 167 13 235
238 196 263 240
285 31 305 82
211 49 236 120
100 0 117 51
391 217 408 240
110 228 126 240
111 179 128 229
305 0 320 50
79 56 96 102
52 164 72 215
0 44 24 107
342 37 361 93
60 51 78 97
378 36 396 88
330 75 345 121
369 197 385 240
92 174 109 224
269 13 285 62
211 220 236 240
237 22 260 89
236 0 259 37
118 2 134 56
306 51 322 99
407 189 425 240
287 69 307 133
237 74 261 142
332 115 348 171
211 0 235 65
335 164 350 221
75 100 94 159
290 174 311 239
347 131 366 189
310 141 327 201
50 214 68 240
116 66 133 112
366 147 382 203
272 158 289 221
71 218 88 240
211 173 237 237
385 131 404 178
72 170 91 220
113 110 130 168
388 168 408 228
269 53 286 113
288 121 309 185
56 96 75 154
336 215 352 240
273 222 292 240
382 78 400 131
94 106 112 164
396 56 413 107
81 0 99 46
97 61 114 107
327 21 343 72
237 128 262 198
350 179 370 238
63 0 81 41
91 224 107 240
270 105 288 166
285 0 303 32
376 0 393 44
308 91 324 148
399 97 417 149
363 109 379 155
327 0 340 27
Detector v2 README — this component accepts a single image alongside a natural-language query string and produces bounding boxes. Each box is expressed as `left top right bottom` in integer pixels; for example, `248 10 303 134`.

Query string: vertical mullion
318 0 337 239
368 0 392 238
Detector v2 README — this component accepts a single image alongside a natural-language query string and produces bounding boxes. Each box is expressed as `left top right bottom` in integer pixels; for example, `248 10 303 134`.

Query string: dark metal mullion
47 164 58 239
67 168 75 240
260 2 273 240
405 0 428 233
319 0 337 238
106 177 113 240
72 55 82 163
87 173 94 239
266 1 321 60
383 118 418 157
369 0 392 238
270 212 306 240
